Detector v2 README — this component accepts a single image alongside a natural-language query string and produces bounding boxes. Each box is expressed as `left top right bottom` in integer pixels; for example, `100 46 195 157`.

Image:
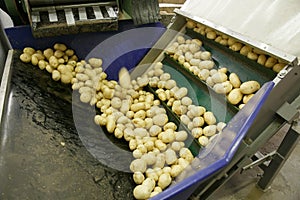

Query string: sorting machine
0 0 299 199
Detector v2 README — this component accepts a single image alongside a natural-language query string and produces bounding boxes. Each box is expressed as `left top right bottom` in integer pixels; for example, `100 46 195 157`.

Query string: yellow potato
32 52 45 60
243 94 254 104
206 31 217 40
219 39 228 46
214 36 222 43
61 73 73 84
43 48 54 60
31 55 39 66
38 60 47 70
49 56 59 68
240 46 252 56
240 81 260 94
65 49 74 57
265 57 277 68
272 63 286 73
186 20 196 29
229 73 241 88
229 43 243 51
20 53 31 63
23 47 35 55
227 38 237 46
257 54 267 66
54 50 65 58
227 88 243 105
52 70 61 81
239 104 245 109
54 43 67 51
213 81 233 94
211 72 227 83
247 51 258 60
203 111 216 125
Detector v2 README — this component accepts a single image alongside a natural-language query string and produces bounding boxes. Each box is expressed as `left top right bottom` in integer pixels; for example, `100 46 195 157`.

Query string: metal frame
138 13 300 199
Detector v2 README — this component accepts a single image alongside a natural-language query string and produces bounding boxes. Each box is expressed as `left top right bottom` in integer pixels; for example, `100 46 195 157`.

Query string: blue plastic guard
151 81 274 200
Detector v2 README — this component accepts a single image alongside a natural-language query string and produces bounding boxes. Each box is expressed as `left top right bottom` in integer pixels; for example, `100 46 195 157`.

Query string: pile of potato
20 44 227 199
20 43 79 84
185 19 287 73
166 35 262 109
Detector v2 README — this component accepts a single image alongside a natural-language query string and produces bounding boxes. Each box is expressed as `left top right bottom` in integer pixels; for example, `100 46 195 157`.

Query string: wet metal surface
0 51 134 200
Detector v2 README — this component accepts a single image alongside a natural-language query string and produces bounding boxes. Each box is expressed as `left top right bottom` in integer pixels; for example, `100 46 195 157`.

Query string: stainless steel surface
175 9 298 65
0 50 13 128
180 0 300 61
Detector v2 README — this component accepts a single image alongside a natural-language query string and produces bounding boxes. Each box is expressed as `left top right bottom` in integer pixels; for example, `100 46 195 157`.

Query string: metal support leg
257 121 300 190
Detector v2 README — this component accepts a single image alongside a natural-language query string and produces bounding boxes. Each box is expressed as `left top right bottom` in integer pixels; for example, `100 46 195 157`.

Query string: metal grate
29 2 119 37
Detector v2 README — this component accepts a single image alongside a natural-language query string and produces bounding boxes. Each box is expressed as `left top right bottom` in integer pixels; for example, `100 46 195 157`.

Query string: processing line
0 0 300 199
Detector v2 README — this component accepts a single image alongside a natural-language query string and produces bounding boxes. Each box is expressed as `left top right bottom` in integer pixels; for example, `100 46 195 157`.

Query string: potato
38 60 48 70
206 31 217 40
229 43 243 51
89 58 103 68
54 43 67 51
199 60 214 70
240 46 252 56
227 88 243 105
211 72 227 83
32 52 45 60
239 104 245 109
20 53 31 63
203 112 216 125
65 49 74 57
272 63 286 73
189 58 201 66
43 48 54 60
31 55 39 66
219 39 228 46
229 73 241 88
257 54 267 65
54 50 64 58
214 36 222 43
253 48 265 54
23 47 35 55
200 51 211 60
61 73 73 84
218 67 228 74
52 70 61 81
243 94 254 104
227 38 237 46
49 56 59 68
186 20 196 29
46 65 54 73
240 81 260 94
265 57 277 68
247 52 258 60
213 81 233 94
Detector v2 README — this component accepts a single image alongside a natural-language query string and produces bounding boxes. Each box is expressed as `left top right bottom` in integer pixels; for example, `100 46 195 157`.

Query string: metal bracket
241 151 276 173
276 99 300 123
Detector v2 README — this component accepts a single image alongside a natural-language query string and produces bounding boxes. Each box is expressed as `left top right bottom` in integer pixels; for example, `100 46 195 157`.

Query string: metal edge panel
0 50 13 129
174 9 298 66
